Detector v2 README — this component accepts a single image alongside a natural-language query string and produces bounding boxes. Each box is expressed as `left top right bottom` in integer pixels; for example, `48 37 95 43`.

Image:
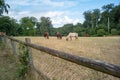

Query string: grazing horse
44 32 49 39
66 32 78 41
56 32 62 39
0 32 6 36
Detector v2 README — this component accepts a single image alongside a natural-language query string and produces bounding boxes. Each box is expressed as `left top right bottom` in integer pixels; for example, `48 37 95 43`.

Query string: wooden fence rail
3 36 120 78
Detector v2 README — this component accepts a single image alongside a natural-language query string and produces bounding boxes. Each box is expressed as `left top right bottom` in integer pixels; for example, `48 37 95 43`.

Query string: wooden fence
1 36 120 79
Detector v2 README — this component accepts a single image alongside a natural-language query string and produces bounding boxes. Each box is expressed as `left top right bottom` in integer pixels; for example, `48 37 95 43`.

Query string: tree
10 18 20 36
38 17 53 36
111 29 118 35
30 17 38 25
83 11 92 28
0 0 10 16
61 23 74 36
101 3 114 33
116 23 120 35
97 29 106 36
111 4 120 30
19 17 36 36
0 16 18 35
92 9 100 28
73 23 83 36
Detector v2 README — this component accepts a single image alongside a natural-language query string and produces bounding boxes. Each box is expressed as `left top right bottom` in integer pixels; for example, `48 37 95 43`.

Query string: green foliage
111 29 118 35
0 0 10 16
17 44 30 79
0 3 120 36
0 16 18 36
73 26 82 36
88 28 96 35
116 23 120 31
83 11 92 28
97 29 106 36
61 23 74 35
97 24 108 31
38 16 53 36
19 17 36 36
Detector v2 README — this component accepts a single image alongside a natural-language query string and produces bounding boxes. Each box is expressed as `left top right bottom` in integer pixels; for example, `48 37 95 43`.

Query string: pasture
16 36 120 80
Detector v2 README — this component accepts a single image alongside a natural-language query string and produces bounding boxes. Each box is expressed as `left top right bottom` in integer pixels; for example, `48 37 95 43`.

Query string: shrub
111 29 118 35
97 29 106 36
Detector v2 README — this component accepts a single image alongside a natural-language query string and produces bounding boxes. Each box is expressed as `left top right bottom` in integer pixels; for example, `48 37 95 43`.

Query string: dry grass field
15 36 120 80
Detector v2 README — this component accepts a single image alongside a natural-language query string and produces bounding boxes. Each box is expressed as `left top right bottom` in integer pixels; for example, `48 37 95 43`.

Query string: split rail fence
0 35 120 80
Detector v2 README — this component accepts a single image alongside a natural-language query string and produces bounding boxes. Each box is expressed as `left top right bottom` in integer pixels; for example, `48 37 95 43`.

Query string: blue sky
5 0 120 28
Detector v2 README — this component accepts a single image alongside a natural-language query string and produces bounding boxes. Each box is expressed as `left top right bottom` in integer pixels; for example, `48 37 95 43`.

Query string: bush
97 29 106 36
111 29 118 35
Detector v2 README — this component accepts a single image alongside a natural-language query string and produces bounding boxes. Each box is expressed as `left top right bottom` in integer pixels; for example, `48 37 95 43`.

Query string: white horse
66 32 78 41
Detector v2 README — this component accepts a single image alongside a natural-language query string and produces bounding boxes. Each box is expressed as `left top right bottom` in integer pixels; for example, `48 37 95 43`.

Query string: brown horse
44 32 49 39
56 32 62 39
0 32 6 36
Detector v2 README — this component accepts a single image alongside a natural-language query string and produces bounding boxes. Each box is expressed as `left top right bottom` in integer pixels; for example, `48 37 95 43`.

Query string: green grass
0 44 18 80
0 42 34 80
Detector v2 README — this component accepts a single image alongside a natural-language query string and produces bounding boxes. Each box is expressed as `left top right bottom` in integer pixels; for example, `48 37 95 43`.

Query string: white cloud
18 11 30 15
43 11 64 17
5 10 82 28
6 0 30 6
51 15 81 28
64 16 73 23
78 0 94 2
6 0 65 7
5 0 84 27
42 0 64 7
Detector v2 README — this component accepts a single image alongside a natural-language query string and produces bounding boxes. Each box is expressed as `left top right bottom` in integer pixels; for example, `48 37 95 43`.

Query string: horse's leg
47 36 49 39
70 36 72 40
60 36 62 39
75 36 78 39
58 35 61 39
58 35 60 39
57 35 58 39
58 36 59 39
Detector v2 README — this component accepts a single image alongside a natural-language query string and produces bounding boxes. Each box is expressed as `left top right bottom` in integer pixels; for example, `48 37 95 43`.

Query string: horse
44 32 49 39
56 32 62 39
0 32 6 36
66 32 78 41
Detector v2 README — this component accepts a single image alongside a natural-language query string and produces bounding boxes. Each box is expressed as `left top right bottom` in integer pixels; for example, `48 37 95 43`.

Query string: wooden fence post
3 36 7 44
0 36 2 42
11 36 16 55
25 38 34 67
25 38 35 79
1 36 7 44
25 38 50 80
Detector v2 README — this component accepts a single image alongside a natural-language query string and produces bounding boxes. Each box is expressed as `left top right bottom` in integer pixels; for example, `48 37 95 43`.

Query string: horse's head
66 38 68 41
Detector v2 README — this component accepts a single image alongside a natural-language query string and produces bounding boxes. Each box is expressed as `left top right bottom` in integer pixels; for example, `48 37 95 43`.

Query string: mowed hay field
16 36 120 80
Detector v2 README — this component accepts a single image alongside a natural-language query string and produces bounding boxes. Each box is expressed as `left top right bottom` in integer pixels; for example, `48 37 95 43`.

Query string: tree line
0 1 120 36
